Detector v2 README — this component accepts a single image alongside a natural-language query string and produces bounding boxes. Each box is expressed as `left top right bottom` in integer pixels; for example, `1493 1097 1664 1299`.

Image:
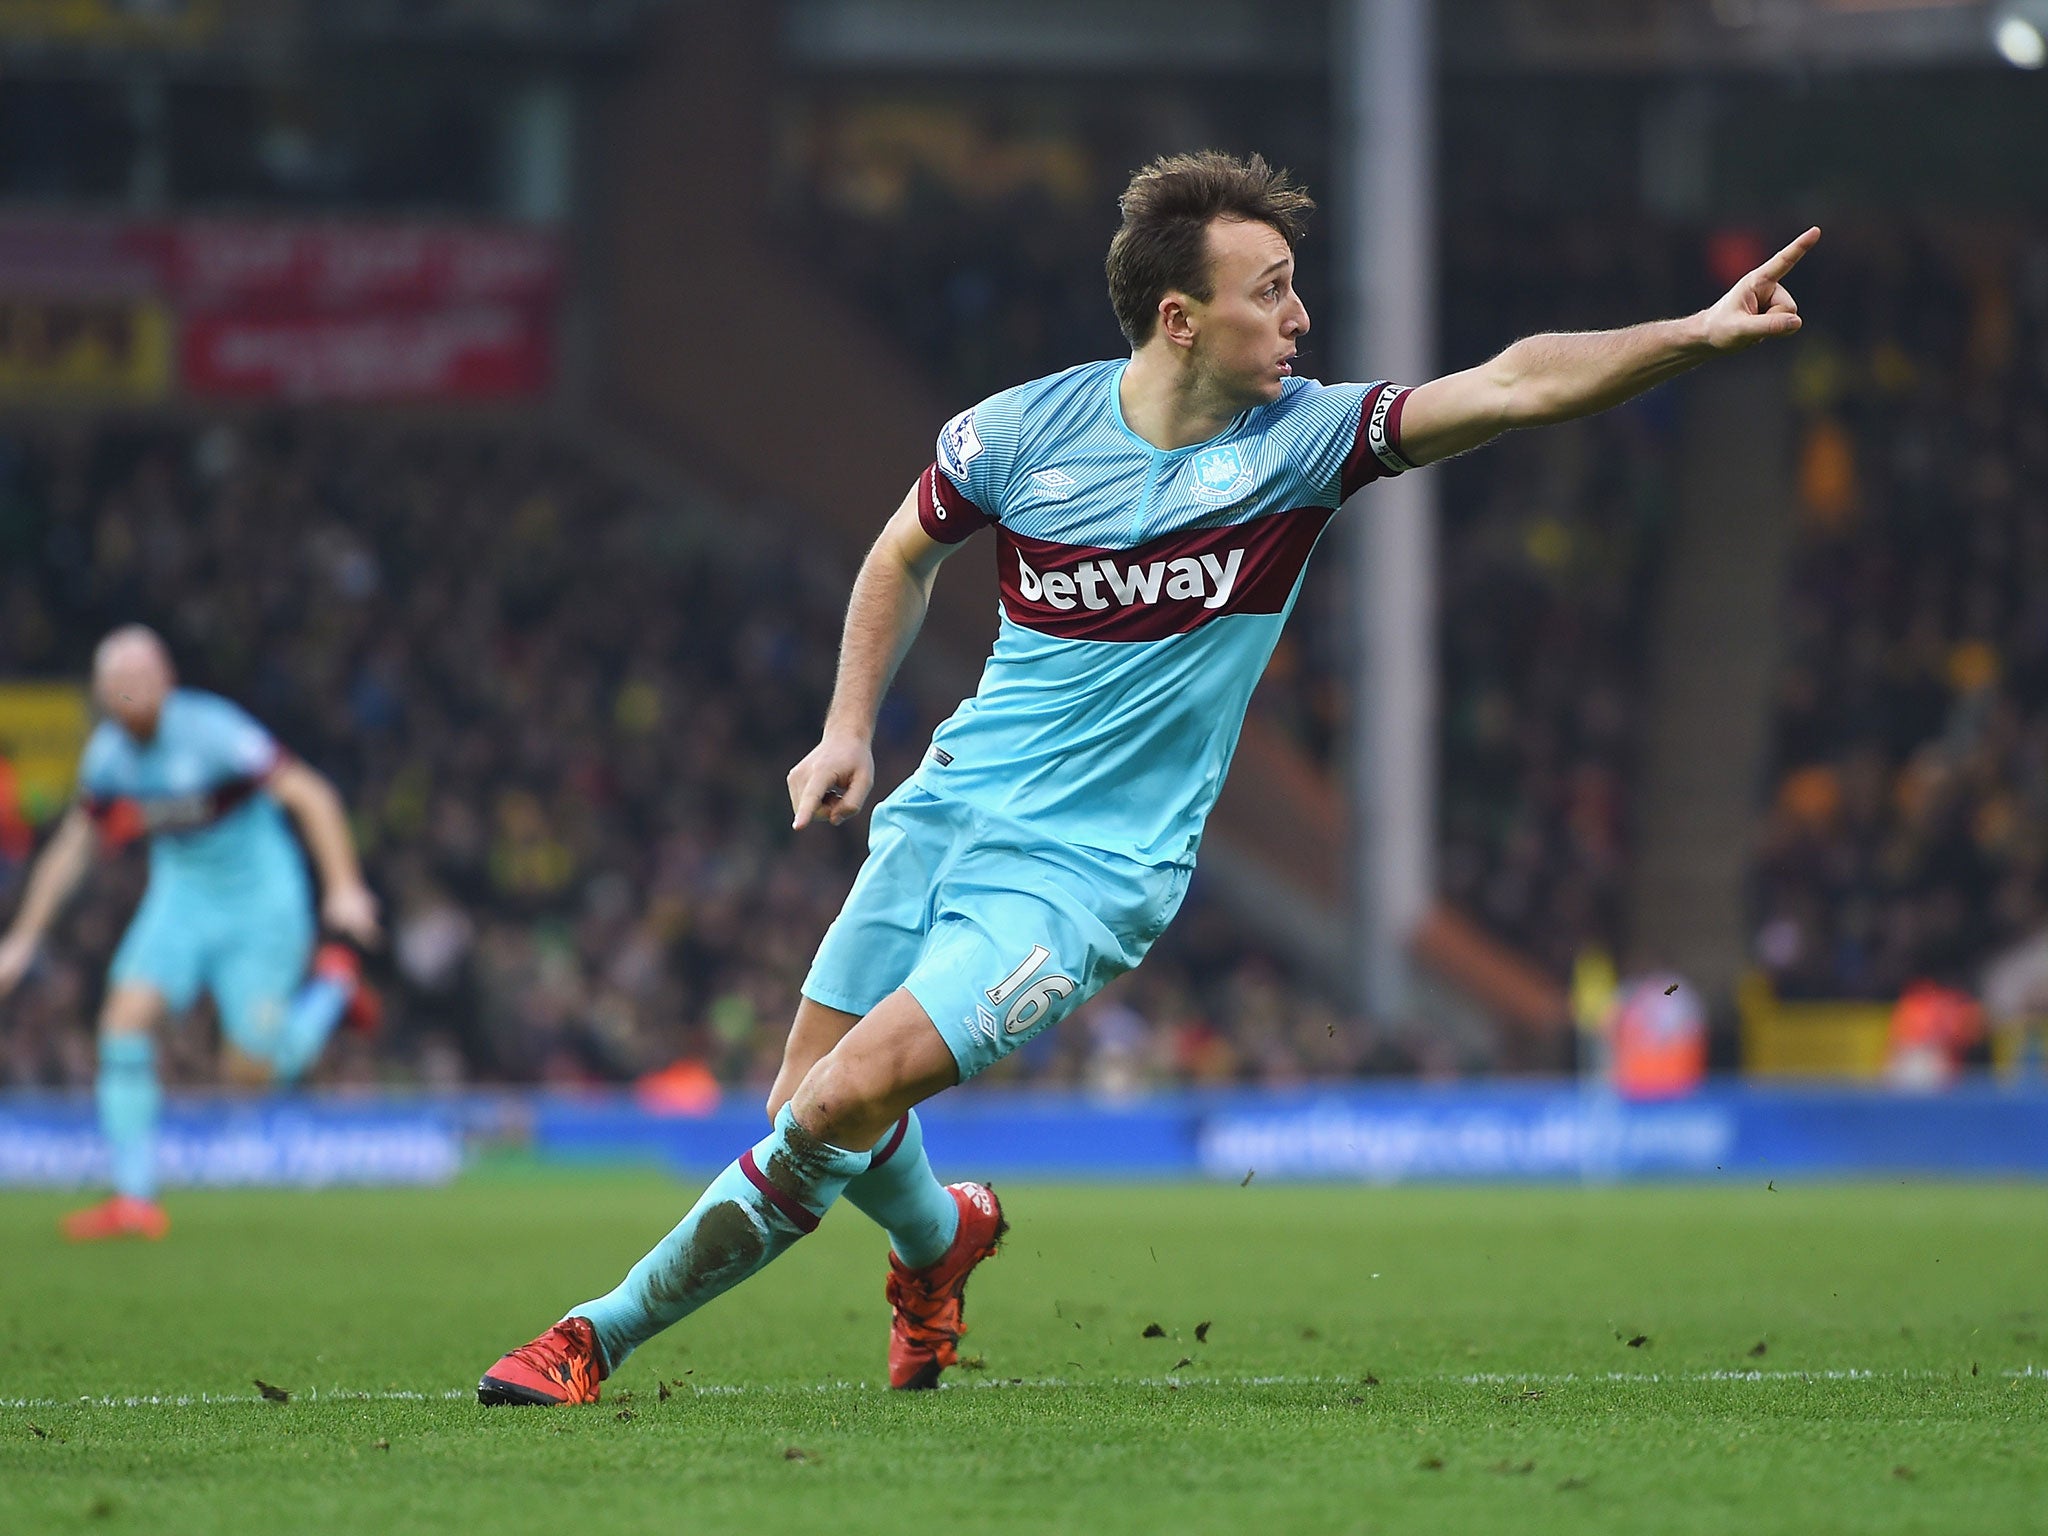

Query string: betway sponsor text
995 509 1334 641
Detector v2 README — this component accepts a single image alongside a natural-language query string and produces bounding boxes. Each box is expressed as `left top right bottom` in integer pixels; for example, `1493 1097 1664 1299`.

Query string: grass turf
0 1174 2043 1535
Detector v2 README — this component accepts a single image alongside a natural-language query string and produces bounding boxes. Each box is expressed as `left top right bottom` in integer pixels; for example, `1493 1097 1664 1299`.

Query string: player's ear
1158 292 1197 350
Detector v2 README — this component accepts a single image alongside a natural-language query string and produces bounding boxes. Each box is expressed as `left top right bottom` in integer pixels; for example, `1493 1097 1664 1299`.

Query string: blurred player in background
479 152 1815 1405
0 626 381 1240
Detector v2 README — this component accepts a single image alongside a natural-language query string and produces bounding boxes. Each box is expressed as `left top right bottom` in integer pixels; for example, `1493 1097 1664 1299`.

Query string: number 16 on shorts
975 945 1076 1040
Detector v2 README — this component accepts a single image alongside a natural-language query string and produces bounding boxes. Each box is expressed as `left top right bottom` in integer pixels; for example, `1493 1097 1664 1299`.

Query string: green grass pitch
1 1171 2043 1534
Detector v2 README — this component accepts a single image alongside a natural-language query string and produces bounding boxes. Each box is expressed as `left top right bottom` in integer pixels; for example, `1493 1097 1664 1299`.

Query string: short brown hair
1105 151 1315 346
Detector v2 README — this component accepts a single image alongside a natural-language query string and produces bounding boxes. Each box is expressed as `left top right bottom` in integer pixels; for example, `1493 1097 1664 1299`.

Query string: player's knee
765 1051 814 1124
98 984 163 1038
791 1050 894 1149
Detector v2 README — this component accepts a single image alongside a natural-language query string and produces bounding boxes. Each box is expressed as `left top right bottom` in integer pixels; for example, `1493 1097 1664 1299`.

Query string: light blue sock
843 1111 960 1268
268 976 352 1083
97 1033 160 1201
574 1104 872 1373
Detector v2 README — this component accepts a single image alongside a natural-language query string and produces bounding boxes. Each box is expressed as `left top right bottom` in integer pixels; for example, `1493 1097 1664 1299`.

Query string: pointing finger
792 774 821 829
801 772 851 830
1756 226 1820 284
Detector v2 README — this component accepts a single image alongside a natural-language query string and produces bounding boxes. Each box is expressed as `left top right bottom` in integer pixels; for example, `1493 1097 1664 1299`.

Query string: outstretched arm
0 805 96 997
787 480 963 830
268 760 380 945
1395 226 1819 467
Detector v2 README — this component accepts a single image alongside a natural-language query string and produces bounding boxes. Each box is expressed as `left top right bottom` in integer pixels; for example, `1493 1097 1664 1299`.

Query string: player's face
1190 217 1310 405
93 652 171 740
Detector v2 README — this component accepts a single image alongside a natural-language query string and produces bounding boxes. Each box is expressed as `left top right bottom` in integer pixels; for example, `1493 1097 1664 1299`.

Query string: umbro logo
1031 467 1077 500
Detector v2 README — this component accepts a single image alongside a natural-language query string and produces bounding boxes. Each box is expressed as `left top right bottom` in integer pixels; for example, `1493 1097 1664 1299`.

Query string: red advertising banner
180 305 552 401
0 216 562 403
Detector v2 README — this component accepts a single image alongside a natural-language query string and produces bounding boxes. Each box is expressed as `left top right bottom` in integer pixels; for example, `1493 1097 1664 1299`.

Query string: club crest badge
1189 443 1255 505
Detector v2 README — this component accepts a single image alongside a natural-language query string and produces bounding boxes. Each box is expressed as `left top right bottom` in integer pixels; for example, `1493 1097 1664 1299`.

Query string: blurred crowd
1275 220 1695 978
1417 396 1672 981
0 415 1413 1094
774 89 1329 404
1753 224 2048 1000
15 194 2029 1099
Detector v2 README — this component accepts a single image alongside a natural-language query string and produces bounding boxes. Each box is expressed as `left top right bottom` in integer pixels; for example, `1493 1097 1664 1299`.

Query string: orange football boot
886 1181 1007 1390
61 1195 170 1242
477 1316 606 1406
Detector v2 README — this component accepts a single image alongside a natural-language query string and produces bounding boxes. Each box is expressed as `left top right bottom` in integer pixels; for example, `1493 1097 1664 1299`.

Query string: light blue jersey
913 358 1414 866
78 688 307 902
82 687 321 1065
806 360 1414 1075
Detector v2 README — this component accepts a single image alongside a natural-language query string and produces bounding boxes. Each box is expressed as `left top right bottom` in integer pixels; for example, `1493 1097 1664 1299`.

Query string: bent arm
268 759 380 943
2 805 96 948
1395 226 1819 467
788 480 962 828
827 483 956 740
268 760 366 899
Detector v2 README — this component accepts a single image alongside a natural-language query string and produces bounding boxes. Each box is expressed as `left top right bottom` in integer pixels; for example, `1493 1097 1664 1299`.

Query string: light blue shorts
110 879 315 1059
802 786 1192 1081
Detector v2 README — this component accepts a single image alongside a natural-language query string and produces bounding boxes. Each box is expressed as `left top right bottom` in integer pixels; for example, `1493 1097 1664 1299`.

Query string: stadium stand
0 417 866 1089
1753 223 2048 1001
0 415 1398 1091
1282 219 1694 979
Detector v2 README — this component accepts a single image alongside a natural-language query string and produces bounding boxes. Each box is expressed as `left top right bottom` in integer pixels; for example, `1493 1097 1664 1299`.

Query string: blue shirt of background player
76 688 311 903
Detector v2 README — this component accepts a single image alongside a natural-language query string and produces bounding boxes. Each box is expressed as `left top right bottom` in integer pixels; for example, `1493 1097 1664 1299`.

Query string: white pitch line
2 1366 2039 1411
1454 1367 2047 1385
2 1388 474 1409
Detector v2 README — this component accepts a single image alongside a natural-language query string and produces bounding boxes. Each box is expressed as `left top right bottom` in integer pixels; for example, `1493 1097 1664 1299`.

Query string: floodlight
1993 6 2048 67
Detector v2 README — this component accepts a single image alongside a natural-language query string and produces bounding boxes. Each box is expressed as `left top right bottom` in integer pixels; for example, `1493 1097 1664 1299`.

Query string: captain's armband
1339 382 1418 499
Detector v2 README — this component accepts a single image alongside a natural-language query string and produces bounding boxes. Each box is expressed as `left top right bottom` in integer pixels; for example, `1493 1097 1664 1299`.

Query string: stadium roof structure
784 0 2021 74
0 0 666 68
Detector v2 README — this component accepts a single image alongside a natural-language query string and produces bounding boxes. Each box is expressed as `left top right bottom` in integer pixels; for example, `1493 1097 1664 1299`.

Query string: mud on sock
574 1103 872 1372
